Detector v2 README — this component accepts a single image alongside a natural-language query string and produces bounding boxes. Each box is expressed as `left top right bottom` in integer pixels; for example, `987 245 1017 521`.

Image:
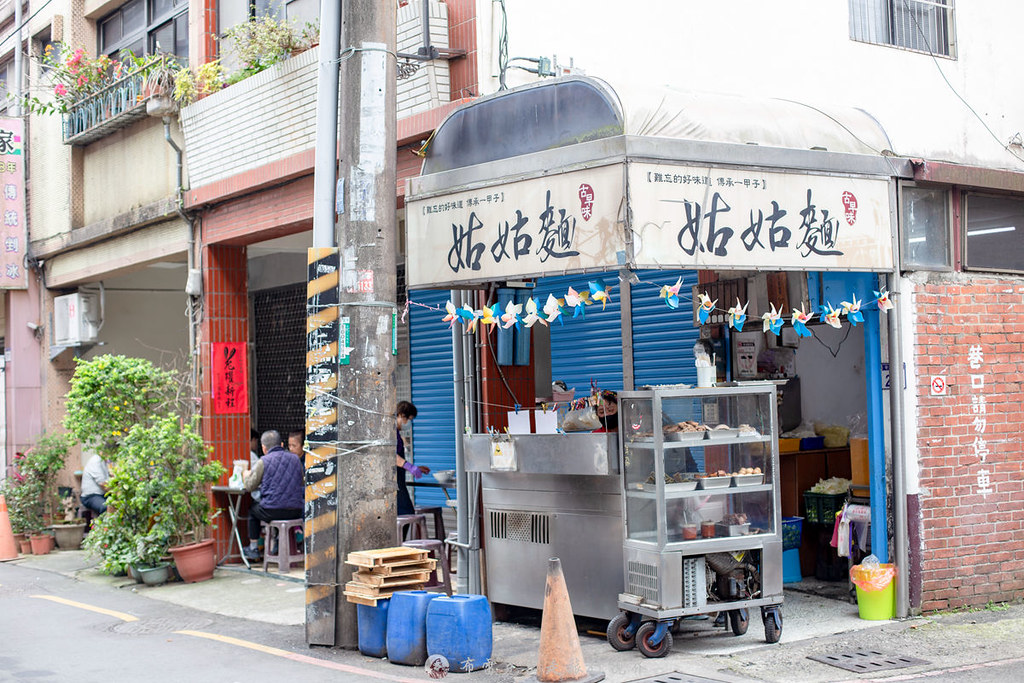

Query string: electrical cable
809 322 853 358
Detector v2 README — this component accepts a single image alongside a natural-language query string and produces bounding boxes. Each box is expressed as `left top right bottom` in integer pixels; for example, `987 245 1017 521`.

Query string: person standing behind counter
396 401 430 516
241 429 304 561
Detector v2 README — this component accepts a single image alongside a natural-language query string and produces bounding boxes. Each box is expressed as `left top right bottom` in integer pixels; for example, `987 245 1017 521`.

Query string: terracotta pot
169 538 216 583
29 535 52 555
18 539 32 555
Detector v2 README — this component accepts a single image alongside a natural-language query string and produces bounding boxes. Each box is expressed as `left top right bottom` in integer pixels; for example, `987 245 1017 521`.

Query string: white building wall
486 1 1024 172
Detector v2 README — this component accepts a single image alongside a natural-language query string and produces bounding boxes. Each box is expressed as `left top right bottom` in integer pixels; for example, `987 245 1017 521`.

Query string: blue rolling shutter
630 269 701 388
408 289 456 508
541 272 624 395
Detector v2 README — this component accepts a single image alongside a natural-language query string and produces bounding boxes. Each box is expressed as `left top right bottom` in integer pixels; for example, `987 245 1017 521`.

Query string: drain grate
626 673 729 683
808 650 929 673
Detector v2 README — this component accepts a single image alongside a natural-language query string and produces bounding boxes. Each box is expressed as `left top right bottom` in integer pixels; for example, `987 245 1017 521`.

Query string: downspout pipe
163 117 199 400
888 272 909 617
12 0 21 117
311 0 342 248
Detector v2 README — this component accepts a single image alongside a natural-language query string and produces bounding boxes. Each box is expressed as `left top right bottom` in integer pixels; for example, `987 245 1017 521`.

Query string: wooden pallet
350 562 436 587
345 547 429 569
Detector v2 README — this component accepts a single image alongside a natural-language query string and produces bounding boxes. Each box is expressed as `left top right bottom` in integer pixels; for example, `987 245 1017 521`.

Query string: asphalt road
0 563 425 683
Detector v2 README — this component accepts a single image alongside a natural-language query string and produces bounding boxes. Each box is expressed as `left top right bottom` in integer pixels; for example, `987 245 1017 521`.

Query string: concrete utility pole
332 0 398 648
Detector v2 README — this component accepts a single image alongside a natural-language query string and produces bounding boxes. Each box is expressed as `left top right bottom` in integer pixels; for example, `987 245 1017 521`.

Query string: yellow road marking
175 630 423 682
30 595 138 622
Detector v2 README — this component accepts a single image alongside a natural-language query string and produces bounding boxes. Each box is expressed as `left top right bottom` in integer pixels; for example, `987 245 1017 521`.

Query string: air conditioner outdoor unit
54 292 101 346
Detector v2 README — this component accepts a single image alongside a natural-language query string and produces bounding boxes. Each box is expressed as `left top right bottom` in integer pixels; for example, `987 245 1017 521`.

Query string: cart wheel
762 607 783 644
636 621 673 658
606 612 636 651
729 608 749 636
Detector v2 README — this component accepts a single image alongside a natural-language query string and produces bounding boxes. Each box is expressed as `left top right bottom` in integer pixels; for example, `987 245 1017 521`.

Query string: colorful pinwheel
479 303 500 329
522 297 545 327
821 302 842 329
588 280 610 310
841 295 864 325
501 300 523 329
791 307 814 337
543 293 563 325
564 286 589 319
698 291 717 324
458 305 480 333
874 289 894 313
761 303 784 335
659 277 683 309
442 300 458 328
727 298 748 332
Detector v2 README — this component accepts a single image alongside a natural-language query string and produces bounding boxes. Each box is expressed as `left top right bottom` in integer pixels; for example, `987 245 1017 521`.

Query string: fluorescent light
907 237 927 243
967 226 1016 236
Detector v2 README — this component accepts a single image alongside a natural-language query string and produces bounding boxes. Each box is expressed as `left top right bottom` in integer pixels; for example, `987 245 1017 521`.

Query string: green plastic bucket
855 581 895 620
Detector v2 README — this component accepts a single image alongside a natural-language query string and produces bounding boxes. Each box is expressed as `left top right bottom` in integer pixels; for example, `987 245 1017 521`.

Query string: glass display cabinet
609 384 784 656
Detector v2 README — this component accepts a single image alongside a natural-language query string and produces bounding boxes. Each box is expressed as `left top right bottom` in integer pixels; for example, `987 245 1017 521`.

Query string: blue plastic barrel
426 594 493 673
387 590 444 666
356 598 390 658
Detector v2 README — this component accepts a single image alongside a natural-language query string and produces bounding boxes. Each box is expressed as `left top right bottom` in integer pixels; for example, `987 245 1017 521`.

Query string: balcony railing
62 63 159 146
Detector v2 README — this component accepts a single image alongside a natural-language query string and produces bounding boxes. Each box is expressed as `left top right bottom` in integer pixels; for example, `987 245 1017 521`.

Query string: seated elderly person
241 430 304 561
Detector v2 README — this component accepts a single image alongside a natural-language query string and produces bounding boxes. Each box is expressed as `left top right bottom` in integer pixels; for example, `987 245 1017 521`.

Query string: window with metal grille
849 0 955 58
252 284 306 436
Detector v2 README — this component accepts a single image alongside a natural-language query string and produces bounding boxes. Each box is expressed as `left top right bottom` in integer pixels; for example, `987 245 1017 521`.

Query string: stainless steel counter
465 433 623 620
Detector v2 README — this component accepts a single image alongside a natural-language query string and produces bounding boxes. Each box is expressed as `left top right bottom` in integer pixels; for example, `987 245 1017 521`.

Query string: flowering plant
20 44 120 115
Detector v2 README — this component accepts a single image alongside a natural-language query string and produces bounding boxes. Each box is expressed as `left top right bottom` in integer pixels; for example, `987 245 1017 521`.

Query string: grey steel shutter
630 269 700 388
541 272 624 395
408 289 456 508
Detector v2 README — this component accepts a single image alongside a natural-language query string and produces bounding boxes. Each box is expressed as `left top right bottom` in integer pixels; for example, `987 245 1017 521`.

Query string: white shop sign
629 163 894 271
406 164 625 288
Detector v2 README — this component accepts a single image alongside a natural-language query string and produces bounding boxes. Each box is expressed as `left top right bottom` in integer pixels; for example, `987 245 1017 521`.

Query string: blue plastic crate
782 516 803 550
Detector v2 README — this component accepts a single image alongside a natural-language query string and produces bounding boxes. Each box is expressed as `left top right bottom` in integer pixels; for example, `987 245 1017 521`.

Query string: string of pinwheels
410 275 895 339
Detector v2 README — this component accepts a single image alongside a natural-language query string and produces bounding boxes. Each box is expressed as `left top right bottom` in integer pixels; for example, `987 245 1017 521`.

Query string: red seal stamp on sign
841 191 858 226
578 183 594 221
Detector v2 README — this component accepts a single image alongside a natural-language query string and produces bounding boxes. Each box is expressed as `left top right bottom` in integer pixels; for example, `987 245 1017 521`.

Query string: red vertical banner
0 118 26 289
212 342 249 414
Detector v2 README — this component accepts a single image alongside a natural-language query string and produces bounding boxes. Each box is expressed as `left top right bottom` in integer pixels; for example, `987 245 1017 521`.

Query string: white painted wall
483 1 1024 172
793 323 868 431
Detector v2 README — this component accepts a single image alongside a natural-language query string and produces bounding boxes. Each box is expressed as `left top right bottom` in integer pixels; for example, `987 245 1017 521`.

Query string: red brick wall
914 276 1024 611
200 245 251 554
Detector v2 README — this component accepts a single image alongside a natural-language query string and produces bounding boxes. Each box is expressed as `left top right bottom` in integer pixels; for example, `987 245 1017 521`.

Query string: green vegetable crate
803 491 846 525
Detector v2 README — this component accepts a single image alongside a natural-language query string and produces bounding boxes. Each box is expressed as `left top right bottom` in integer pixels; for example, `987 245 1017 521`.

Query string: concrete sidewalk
9 548 1024 682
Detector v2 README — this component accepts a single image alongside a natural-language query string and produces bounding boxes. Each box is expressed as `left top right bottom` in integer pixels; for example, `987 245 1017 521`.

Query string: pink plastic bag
850 562 896 592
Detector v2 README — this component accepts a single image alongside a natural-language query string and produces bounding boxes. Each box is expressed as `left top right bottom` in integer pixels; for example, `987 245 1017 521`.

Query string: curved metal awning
421 76 895 175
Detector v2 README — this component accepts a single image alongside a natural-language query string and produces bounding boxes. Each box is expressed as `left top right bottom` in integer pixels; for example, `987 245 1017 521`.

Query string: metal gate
252 284 306 436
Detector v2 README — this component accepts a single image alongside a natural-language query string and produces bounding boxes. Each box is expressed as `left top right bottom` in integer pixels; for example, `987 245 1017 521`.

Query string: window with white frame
900 184 951 271
849 0 955 57
99 0 188 62
0 60 18 113
964 194 1024 274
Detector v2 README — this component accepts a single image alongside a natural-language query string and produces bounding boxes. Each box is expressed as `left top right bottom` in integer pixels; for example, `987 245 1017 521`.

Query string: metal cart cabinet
610 384 784 657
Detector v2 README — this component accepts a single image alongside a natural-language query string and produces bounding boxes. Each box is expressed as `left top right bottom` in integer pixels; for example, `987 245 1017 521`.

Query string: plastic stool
414 505 446 542
262 519 304 573
396 514 427 543
402 538 452 595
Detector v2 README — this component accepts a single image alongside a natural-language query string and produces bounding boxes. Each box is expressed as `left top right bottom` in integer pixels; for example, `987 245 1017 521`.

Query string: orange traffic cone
524 557 604 683
0 494 18 561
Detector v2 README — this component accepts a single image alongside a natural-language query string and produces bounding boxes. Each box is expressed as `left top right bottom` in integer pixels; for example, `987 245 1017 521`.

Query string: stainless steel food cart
608 383 784 657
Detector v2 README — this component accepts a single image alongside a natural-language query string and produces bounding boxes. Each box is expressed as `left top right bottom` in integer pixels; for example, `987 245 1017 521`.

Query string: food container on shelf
778 438 801 453
731 473 765 487
697 475 732 489
700 520 716 538
681 523 698 540
800 436 825 450
715 522 751 537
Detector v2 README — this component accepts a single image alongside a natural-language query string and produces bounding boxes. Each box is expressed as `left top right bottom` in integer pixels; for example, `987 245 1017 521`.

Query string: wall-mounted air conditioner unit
54 292 101 346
